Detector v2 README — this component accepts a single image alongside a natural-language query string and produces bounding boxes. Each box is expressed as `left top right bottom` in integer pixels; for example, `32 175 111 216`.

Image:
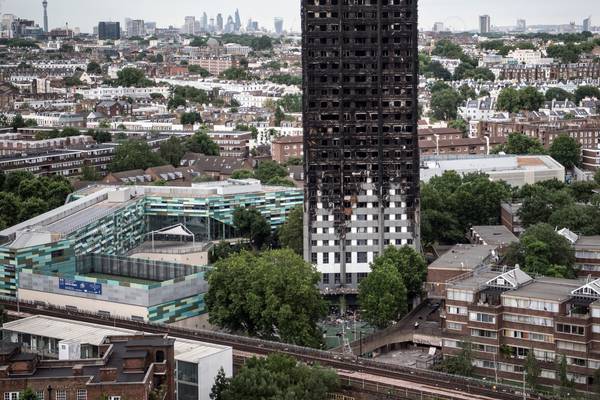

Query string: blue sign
59 278 102 295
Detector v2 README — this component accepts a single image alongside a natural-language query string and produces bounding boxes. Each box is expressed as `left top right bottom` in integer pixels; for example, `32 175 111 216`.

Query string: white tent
147 224 195 250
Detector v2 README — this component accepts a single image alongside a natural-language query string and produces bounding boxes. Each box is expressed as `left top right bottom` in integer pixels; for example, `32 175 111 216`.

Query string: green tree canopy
431 39 464 59
370 246 427 299
230 169 255 179
430 88 461 121
181 112 202 125
254 160 287 184
216 354 338 400
232 207 271 249
205 250 327 347
359 261 408 329
109 139 166 172
492 133 545 155
549 134 581 169
186 130 220 155
278 206 303 256
505 223 575 278
497 87 544 113
188 64 210 77
159 136 187 166
545 87 573 102
86 61 102 74
115 67 153 87
574 85 600 104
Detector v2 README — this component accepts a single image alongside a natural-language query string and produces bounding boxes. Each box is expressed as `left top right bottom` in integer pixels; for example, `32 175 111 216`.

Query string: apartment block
443 267 600 390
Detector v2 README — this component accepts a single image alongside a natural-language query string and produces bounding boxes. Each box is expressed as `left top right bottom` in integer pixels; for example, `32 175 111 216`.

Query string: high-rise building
216 14 224 32
42 0 48 33
479 15 491 34
126 19 145 37
274 17 284 35
234 9 241 32
184 16 196 35
98 21 120 40
516 19 526 32
433 22 444 32
302 0 421 291
144 21 156 35
583 16 592 32
201 12 208 31
209 18 215 32
225 15 234 33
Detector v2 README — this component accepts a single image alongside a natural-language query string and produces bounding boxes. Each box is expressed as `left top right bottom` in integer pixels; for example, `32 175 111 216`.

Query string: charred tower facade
302 0 420 290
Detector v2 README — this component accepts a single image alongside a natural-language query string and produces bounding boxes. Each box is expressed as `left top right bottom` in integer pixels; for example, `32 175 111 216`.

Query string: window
36 393 44 400
76 390 87 400
446 322 463 331
4 393 19 400
471 329 497 338
322 274 330 285
556 323 585 335
469 312 495 324
357 252 367 263
345 273 352 284
55 390 67 400
557 341 587 352
447 306 467 315
109 397 121 400
503 314 553 327
447 289 473 302
323 253 329 264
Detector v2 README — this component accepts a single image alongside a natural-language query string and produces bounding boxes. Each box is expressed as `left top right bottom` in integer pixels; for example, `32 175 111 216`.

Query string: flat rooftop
448 270 500 291
471 225 518 247
2 315 230 361
421 155 565 183
429 244 496 271
503 277 583 302
575 236 600 250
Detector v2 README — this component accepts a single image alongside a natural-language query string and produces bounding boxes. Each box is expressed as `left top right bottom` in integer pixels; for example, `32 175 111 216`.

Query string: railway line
1 299 548 400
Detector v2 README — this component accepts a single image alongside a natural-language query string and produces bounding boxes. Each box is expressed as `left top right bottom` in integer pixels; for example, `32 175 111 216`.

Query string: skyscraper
234 9 241 32
274 17 284 35
302 0 420 292
216 14 223 32
126 19 145 37
201 12 208 32
42 0 48 33
98 21 120 40
184 16 196 35
583 16 592 33
479 15 491 34
516 19 527 32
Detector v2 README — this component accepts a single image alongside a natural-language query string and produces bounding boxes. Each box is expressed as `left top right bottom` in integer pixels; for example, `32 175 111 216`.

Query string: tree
430 88 461 120
230 169 255 179
524 350 541 390
370 246 427 300
431 39 464 59
547 43 582 64
574 85 600 104
437 343 475 377
18 197 49 221
181 112 202 125
277 94 302 113
11 114 26 129
518 87 545 112
517 183 574 227
548 204 600 236
109 139 166 172
424 60 452 80
90 129 112 143
168 96 186 110
504 223 575 278
186 130 219 156
545 87 573 102
115 67 153 87
497 87 521 113
557 355 574 397
0 192 21 226
81 165 101 181
18 178 47 200
493 133 545 155
549 134 581 169
217 354 338 400
159 136 187 166
265 176 296 187
188 64 210 77
278 206 303 255
205 250 327 347
19 388 38 400
448 119 468 135
210 367 229 400
594 368 600 397
219 67 254 81
359 260 408 329
87 61 102 74
254 160 287 184
232 208 271 249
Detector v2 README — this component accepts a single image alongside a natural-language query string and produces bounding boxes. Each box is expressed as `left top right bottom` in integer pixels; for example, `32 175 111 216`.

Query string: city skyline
2 0 599 33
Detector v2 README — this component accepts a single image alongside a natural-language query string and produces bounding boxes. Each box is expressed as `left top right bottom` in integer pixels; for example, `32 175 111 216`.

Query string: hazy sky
3 0 599 33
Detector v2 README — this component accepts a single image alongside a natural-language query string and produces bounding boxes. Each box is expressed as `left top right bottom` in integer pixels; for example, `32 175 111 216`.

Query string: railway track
1 299 547 400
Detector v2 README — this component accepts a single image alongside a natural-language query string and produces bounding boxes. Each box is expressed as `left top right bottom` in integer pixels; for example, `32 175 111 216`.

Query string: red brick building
271 136 303 164
0 334 175 400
